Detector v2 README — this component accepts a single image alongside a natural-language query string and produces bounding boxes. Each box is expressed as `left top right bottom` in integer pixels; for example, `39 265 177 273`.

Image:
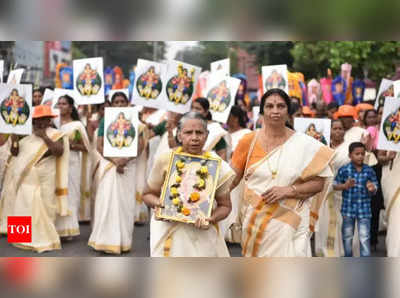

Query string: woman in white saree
1 105 69 252
230 89 334 257
88 92 146 254
314 119 350 257
380 151 399 256
54 95 91 238
143 112 235 257
220 105 251 242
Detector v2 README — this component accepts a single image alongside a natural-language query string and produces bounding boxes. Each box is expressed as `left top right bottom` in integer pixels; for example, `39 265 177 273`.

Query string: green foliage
175 42 233 72
291 41 400 81
72 42 166 76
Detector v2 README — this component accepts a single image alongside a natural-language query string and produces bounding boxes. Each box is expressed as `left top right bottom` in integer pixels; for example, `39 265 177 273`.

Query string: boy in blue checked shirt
333 142 378 257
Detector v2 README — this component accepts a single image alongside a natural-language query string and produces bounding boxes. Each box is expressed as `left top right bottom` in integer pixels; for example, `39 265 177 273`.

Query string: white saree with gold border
314 141 350 257
88 124 147 254
148 150 235 257
241 132 334 257
382 153 400 257
2 128 69 252
55 121 91 237
220 128 251 242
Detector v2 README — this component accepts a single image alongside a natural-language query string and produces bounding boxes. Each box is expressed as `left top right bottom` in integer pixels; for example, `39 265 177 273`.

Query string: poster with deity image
392 80 400 99
41 88 54 106
0 83 32 135
7 69 25 85
131 59 166 109
164 60 201 114
206 72 240 123
210 58 230 76
377 97 400 152
294 117 331 146
73 57 104 105
156 151 221 224
103 107 139 157
262 64 288 94
375 78 394 109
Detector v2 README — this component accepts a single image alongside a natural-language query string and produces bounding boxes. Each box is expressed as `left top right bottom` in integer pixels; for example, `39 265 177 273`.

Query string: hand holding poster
294 117 331 146
164 60 201 114
131 59 166 109
73 57 104 105
210 58 230 76
377 97 400 152
0 83 32 135
206 72 240 123
262 64 288 94
103 107 139 157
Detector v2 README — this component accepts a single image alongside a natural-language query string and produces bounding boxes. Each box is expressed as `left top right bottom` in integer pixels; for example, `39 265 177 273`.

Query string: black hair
111 92 129 104
331 118 344 127
349 142 365 154
259 88 291 115
193 97 212 120
363 109 377 127
290 102 301 116
59 95 80 121
327 101 339 110
229 105 248 128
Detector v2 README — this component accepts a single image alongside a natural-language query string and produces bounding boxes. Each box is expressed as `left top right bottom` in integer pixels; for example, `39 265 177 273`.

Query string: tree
174 42 237 72
72 42 166 76
236 42 294 71
291 41 400 82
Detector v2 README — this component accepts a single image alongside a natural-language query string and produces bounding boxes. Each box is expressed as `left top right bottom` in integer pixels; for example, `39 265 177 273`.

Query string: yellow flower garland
169 147 211 216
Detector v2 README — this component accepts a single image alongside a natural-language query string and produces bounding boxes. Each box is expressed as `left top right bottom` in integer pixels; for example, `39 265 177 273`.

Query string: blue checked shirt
334 162 378 219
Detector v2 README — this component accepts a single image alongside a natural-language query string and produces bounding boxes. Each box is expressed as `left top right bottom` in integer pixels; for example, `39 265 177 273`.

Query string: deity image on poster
207 80 231 112
166 64 195 105
304 123 327 145
76 63 102 96
265 69 286 91
378 84 394 107
136 65 162 99
0 88 30 127
106 112 136 149
382 107 400 144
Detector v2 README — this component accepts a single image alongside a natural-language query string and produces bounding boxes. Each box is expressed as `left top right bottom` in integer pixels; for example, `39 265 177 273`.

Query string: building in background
0 41 71 86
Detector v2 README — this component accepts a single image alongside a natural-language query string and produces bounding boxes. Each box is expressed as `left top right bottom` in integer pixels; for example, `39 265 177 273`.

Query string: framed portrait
156 151 221 224
0 83 32 135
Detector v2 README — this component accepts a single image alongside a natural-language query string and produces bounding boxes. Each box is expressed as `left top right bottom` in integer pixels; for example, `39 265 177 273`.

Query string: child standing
333 142 378 257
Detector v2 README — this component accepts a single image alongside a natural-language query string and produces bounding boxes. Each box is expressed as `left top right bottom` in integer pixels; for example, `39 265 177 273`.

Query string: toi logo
7 216 32 243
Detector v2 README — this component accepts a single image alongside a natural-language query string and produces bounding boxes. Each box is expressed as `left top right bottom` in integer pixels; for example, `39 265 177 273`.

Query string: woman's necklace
264 131 287 180
266 146 283 179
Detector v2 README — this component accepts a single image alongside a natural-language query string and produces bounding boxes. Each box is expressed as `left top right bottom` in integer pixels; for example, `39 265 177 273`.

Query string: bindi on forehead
265 95 285 105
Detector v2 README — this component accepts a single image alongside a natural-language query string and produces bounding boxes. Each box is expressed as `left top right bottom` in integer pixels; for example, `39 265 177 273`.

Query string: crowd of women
0 84 398 257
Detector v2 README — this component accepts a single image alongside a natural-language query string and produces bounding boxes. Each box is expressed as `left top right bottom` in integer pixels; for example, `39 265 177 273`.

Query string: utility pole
153 41 158 61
